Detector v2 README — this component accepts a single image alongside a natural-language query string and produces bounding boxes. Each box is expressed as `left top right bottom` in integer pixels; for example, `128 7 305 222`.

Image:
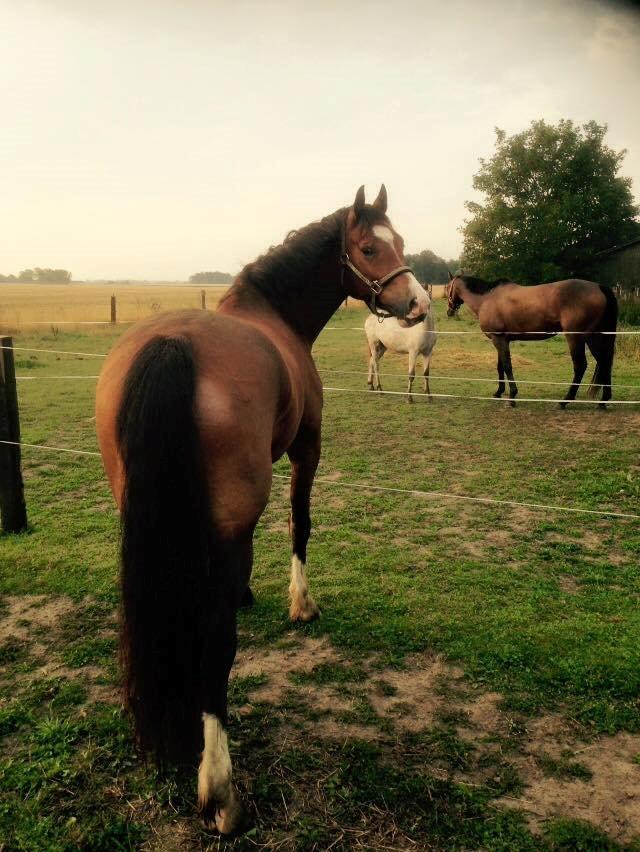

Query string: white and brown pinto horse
95 186 428 834
365 288 436 402
446 274 618 408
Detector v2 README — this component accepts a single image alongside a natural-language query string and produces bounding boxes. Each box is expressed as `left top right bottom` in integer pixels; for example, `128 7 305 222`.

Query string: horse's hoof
215 797 247 836
508 400 516 408
407 396 414 404
201 789 247 836
559 402 568 410
598 403 608 411
493 392 503 400
289 596 321 623
367 383 374 391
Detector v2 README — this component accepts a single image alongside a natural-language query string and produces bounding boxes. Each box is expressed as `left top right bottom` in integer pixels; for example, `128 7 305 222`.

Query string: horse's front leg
287 430 321 622
560 337 587 409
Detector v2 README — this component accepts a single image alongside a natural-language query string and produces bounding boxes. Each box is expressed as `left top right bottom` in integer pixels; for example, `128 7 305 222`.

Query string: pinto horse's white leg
407 350 418 402
423 354 432 401
367 349 375 390
198 713 243 834
287 430 321 623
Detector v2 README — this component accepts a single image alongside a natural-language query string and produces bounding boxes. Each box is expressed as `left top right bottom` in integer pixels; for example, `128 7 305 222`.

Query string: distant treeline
405 251 459 284
0 268 72 282
189 271 234 284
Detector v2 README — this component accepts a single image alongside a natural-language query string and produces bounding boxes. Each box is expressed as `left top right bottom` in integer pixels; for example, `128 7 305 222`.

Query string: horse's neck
220 258 344 345
459 286 485 316
277 261 345 343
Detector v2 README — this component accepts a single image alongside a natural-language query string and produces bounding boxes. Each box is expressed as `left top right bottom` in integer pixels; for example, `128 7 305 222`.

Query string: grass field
1 291 640 850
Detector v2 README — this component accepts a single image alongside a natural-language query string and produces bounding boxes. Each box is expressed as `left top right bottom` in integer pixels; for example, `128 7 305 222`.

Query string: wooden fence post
110 295 117 324
0 337 27 533
201 289 206 310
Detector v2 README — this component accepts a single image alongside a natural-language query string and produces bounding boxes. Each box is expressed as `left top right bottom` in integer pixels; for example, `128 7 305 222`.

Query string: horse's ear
353 185 366 218
448 270 454 281
372 184 387 213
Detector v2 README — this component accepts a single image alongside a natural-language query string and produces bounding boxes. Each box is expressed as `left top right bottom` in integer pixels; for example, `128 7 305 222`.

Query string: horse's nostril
408 298 418 313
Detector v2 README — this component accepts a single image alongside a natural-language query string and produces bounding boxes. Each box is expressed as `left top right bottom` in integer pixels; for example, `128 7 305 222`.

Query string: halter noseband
340 218 413 321
446 279 460 313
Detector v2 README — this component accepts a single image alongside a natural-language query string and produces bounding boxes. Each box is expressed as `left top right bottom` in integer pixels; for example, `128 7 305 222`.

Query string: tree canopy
0 268 71 283
189 270 233 285
460 119 640 283
405 250 458 283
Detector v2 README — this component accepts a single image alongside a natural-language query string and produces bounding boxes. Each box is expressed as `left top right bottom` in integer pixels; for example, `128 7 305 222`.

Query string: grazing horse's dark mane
226 205 389 308
459 275 513 294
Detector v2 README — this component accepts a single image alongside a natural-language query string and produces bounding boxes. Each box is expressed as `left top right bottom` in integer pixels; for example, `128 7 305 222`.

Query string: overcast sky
1 0 639 280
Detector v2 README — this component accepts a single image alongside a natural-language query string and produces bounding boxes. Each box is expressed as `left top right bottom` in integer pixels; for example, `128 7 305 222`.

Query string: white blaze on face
372 225 429 318
372 224 395 245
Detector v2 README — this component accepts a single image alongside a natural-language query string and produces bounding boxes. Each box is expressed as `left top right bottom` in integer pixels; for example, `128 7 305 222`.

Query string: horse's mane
459 275 514 294
226 205 389 308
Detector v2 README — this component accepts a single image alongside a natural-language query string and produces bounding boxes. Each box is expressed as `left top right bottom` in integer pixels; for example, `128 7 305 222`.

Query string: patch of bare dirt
234 635 340 705
0 595 118 703
0 594 75 645
231 637 640 844
558 575 581 595
498 716 640 844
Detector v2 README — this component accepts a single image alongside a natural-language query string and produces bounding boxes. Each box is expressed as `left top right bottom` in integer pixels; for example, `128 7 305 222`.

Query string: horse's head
446 272 464 317
342 185 430 323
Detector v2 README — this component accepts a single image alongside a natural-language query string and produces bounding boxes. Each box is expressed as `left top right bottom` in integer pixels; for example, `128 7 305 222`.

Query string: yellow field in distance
0 283 230 330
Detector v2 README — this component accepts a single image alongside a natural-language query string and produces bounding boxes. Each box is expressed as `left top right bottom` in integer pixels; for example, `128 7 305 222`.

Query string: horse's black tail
116 335 213 765
587 285 618 400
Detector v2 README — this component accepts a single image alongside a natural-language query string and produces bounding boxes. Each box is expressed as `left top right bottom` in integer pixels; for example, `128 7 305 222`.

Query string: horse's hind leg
560 336 587 409
371 342 385 391
407 350 418 402
287 428 321 622
422 354 432 402
494 338 517 406
198 546 246 834
492 348 506 399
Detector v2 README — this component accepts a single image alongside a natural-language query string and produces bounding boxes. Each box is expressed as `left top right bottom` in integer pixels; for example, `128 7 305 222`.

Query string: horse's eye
362 247 374 257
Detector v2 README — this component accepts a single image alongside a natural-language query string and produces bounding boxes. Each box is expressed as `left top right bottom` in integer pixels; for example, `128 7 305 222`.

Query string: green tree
405 250 452 283
460 119 640 283
189 270 233 285
33 268 72 282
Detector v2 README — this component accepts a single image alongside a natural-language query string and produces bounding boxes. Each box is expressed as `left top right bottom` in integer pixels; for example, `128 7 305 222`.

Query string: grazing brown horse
95 185 428 834
446 274 618 408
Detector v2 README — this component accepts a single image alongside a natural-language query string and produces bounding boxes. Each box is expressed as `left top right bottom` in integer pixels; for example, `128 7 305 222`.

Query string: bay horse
365 288 436 401
446 274 618 408
95 185 428 834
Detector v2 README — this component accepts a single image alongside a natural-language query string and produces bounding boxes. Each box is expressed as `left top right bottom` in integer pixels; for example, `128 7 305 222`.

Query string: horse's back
480 279 608 335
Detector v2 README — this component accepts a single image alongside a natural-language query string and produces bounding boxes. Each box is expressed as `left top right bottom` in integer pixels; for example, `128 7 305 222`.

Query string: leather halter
446 279 461 313
340 216 413 321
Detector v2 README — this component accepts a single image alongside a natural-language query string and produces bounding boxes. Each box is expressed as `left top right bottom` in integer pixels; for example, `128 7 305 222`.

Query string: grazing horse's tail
587 285 618 400
116 335 212 765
